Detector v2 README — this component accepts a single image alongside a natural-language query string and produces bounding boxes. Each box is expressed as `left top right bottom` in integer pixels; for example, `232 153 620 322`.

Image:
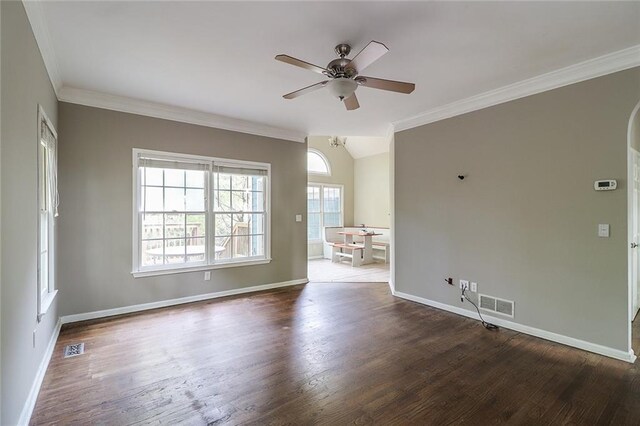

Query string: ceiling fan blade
357 76 415 94
343 93 360 111
346 41 389 74
283 81 328 99
275 54 328 75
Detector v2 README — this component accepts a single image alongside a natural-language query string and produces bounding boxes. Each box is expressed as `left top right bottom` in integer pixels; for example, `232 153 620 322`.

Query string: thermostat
594 180 617 191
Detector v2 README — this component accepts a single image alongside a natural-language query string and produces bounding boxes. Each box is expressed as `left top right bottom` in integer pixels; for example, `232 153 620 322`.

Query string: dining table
337 230 381 265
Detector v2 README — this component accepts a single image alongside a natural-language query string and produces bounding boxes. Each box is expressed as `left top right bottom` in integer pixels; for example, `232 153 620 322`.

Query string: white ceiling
34 1 640 152
342 137 390 160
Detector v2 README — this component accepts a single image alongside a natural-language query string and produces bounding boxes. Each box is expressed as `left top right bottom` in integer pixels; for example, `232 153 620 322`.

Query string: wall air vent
63 343 85 358
478 294 514 318
496 299 514 317
479 294 496 311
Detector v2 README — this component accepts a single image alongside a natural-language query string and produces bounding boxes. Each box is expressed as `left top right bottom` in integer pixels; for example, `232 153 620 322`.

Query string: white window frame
307 149 331 176
37 105 58 320
307 183 344 244
132 148 271 278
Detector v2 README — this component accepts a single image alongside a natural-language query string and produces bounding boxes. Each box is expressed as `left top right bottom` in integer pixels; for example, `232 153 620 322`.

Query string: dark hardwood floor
32 282 640 425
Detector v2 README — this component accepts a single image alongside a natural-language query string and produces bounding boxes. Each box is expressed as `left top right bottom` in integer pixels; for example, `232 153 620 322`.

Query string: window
307 149 331 175
138 159 208 268
37 106 58 319
212 164 267 261
133 149 270 277
307 183 343 242
307 186 321 241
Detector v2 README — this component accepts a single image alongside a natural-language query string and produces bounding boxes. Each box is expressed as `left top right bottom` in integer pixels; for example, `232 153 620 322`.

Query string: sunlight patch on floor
307 258 390 283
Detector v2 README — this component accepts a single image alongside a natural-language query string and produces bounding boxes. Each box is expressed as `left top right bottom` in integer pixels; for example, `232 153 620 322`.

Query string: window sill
38 289 58 321
132 258 272 278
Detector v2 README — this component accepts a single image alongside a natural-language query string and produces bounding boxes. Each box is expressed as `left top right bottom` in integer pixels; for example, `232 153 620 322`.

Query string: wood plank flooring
32 282 640 425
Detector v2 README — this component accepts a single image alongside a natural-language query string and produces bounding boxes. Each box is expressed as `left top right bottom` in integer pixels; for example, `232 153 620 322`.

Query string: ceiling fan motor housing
326 58 356 78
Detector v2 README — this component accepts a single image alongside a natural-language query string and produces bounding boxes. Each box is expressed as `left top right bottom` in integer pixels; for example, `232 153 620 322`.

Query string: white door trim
632 148 640 321
627 100 640 359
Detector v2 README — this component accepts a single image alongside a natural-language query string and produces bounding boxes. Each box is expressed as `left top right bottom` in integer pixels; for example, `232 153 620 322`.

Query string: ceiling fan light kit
327 78 358 100
275 41 415 110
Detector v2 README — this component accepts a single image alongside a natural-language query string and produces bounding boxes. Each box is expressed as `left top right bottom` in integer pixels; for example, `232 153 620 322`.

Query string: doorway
306 136 390 284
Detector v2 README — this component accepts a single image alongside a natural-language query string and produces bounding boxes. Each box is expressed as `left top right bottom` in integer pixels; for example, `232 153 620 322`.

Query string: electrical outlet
204 271 211 281
459 280 469 291
471 282 477 292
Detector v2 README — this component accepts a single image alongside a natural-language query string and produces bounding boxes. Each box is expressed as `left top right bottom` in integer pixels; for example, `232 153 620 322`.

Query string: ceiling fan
275 41 415 111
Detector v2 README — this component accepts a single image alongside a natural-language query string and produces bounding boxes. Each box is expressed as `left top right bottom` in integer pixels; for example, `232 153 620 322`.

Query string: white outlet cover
460 279 469 290
295 214 303 222
204 271 211 281
471 282 478 292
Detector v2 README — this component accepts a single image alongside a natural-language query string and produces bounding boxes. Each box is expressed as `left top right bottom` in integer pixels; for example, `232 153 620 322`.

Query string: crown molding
393 44 640 133
22 0 62 95
385 123 395 146
22 0 305 143
58 86 307 143
23 0 639 141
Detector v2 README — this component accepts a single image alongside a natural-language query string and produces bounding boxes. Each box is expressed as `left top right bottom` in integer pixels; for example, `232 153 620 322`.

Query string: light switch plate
295 214 303 222
204 271 211 281
598 224 610 238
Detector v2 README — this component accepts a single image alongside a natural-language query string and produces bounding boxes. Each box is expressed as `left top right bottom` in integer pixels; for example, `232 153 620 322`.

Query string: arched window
307 149 331 175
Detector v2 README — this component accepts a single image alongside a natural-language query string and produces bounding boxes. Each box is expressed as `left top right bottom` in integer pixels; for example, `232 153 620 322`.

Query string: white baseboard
393 290 636 364
61 278 308 324
18 318 62 426
307 256 324 260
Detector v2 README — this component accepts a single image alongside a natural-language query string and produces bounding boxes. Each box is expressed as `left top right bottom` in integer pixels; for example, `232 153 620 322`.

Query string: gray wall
1 2 60 424
395 68 640 352
57 102 307 316
1 0 3 418
354 152 390 228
